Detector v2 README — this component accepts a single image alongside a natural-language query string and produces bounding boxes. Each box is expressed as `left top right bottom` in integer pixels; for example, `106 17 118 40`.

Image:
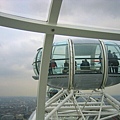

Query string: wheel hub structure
45 89 120 120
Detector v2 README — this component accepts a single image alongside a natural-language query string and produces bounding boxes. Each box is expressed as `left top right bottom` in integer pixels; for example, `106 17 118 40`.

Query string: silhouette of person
112 52 119 73
108 50 113 73
80 59 90 70
80 60 85 70
75 61 77 70
99 53 102 71
99 53 102 63
63 60 69 74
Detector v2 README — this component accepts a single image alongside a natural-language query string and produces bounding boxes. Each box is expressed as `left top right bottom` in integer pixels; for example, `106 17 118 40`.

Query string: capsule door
48 39 105 90
47 41 70 88
74 40 104 90
105 41 120 87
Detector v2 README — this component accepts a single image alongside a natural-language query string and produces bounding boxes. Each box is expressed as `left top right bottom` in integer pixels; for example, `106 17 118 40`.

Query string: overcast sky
0 0 120 96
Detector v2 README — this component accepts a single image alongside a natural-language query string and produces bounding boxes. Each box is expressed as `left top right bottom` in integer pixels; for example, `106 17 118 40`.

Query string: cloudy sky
0 0 120 96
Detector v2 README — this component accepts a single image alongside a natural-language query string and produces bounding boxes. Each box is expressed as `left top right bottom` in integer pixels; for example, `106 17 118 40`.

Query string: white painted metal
72 95 85 120
36 34 54 120
45 90 74 120
97 93 104 120
28 88 120 119
44 89 120 120
45 89 65 108
68 39 75 90
99 40 108 89
36 0 63 120
0 12 120 40
104 93 120 106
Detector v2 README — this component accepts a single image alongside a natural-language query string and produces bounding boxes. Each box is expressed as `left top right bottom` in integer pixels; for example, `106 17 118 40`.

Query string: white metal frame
44 89 120 120
1 3 120 40
68 39 75 90
99 39 108 89
0 0 120 120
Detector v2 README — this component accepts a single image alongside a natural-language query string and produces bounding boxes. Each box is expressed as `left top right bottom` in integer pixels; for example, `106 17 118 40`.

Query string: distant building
1 114 14 120
15 114 24 120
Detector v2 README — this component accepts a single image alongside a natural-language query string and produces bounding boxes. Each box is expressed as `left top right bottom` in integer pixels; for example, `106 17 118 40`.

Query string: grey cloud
12 0 50 20
0 45 38 79
0 0 50 20
0 27 44 88
59 0 120 29
61 0 120 17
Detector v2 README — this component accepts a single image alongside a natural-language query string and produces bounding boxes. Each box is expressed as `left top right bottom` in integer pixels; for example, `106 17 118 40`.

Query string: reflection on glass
74 43 101 73
59 0 120 29
105 42 120 74
0 0 51 21
32 39 120 90
33 39 120 77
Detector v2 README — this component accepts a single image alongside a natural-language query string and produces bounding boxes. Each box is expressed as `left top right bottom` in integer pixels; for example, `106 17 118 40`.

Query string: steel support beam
0 12 120 40
36 0 63 120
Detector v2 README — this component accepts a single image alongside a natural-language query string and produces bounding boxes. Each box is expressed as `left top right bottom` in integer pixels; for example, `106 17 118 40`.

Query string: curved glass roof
0 0 51 21
59 0 120 29
0 0 120 96
0 0 120 29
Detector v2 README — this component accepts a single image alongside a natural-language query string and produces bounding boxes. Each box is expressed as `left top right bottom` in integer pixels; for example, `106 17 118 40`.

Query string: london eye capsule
32 39 120 90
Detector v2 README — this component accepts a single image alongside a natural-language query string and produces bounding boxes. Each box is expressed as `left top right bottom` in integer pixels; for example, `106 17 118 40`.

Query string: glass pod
32 39 120 90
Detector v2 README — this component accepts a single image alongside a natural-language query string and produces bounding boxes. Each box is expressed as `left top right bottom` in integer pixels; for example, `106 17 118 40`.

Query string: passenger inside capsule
49 59 57 74
63 60 69 74
80 59 90 70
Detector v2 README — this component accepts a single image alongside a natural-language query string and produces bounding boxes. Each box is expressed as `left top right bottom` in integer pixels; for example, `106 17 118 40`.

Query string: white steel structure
0 0 120 120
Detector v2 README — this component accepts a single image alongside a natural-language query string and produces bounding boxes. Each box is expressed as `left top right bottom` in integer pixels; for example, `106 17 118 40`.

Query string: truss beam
44 89 120 120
